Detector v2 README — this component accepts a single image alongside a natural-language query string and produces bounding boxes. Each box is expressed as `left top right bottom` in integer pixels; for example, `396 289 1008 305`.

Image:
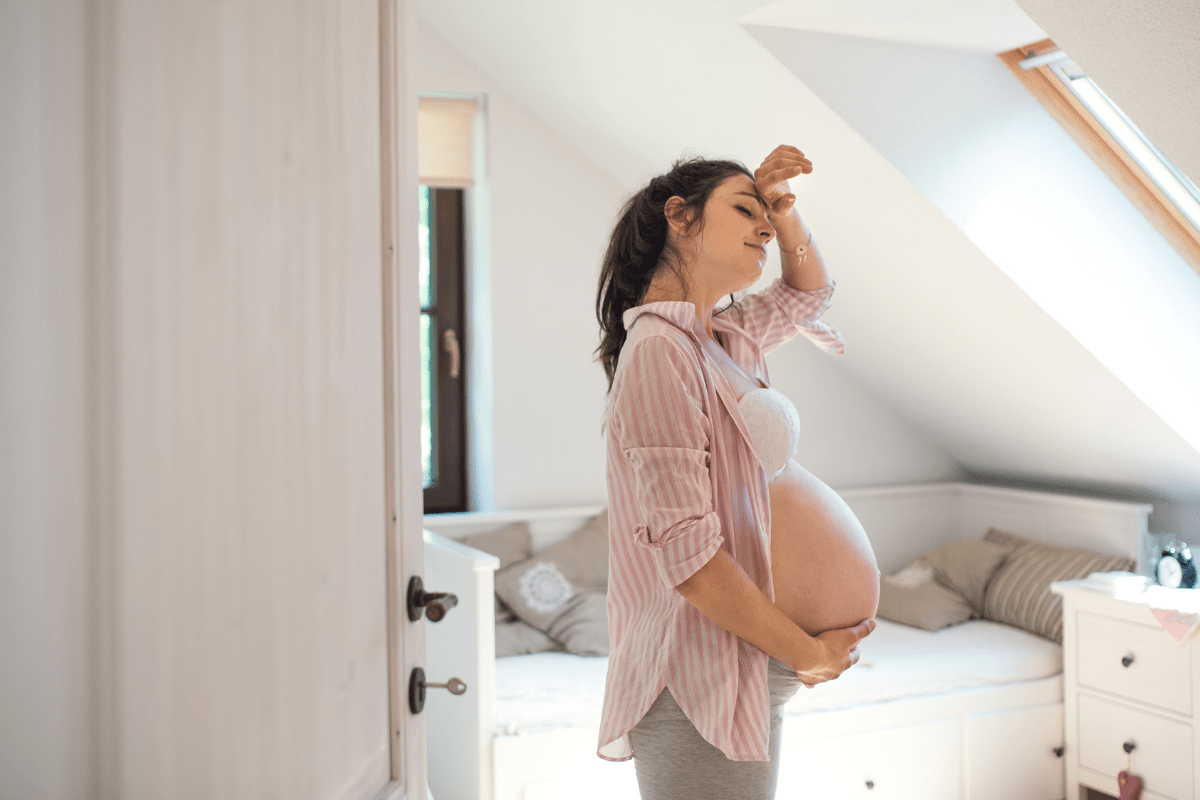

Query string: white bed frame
422 482 1151 800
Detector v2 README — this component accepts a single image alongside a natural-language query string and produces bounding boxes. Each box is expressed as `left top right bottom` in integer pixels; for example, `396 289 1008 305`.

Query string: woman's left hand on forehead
754 144 812 217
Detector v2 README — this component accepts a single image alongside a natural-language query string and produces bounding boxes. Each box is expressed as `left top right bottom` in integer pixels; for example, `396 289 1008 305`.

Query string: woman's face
682 174 776 300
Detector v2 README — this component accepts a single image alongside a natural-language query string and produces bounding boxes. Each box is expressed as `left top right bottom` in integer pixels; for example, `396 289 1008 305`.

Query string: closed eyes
734 191 767 216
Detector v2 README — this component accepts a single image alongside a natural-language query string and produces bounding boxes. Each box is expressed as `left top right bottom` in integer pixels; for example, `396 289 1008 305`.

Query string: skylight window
1022 49 1200 234
1001 40 1200 277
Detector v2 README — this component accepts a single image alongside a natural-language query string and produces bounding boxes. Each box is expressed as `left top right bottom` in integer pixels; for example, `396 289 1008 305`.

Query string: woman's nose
758 221 775 243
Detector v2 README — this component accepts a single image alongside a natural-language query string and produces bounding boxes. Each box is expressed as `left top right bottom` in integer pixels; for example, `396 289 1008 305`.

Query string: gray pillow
544 591 609 656
921 539 1015 616
459 522 533 624
494 594 610 657
877 558 975 631
495 619 559 657
983 528 1135 643
494 511 609 654
460 521 533 569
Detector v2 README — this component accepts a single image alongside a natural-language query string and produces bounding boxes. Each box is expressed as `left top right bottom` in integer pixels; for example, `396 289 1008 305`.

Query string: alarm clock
1156 543 1198 589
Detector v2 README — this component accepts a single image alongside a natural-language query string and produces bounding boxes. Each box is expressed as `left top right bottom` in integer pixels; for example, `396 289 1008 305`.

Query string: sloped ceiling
418 0 1200 504
739 0 1047 51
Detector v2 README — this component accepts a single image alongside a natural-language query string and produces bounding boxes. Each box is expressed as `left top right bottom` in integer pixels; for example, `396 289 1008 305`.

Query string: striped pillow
982 528 1135 643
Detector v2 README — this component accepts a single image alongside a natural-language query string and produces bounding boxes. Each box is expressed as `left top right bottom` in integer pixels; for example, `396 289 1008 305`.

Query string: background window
420 185 467 513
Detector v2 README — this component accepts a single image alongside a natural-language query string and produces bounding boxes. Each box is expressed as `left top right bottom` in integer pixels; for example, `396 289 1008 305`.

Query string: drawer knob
1053 746 1064 758
865 780 874 790
1123 740 1136 754
1121 653 1134 667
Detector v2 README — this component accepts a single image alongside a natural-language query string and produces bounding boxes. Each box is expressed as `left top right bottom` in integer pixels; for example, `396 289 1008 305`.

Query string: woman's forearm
778 216 831 291
675 548 823 674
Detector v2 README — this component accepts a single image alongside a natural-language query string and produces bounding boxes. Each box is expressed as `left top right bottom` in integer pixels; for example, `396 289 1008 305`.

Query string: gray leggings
628 658 803 800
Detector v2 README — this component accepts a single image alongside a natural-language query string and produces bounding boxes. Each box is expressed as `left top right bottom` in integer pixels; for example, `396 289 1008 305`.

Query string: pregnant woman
595 145 879 799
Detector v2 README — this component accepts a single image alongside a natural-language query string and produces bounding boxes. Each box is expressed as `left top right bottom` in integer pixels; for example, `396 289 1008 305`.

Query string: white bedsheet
493 618 1062 735
783 616 1061 715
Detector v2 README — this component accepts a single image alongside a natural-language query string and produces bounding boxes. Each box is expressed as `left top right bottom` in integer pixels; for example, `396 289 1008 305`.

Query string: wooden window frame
999 39 1200 278
421 188 467 514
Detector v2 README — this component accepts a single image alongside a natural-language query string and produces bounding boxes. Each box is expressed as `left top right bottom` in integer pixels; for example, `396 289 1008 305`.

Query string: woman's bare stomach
769 459 880 636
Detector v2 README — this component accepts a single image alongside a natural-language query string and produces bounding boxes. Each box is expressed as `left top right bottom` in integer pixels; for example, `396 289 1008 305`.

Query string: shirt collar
622 300 744 339
622 300 699 332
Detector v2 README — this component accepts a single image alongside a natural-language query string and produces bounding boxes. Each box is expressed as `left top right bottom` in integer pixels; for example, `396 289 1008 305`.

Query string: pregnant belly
769 459 880 636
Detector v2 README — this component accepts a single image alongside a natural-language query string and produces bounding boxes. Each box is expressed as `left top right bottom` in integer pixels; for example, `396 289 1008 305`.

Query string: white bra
736 384 801 483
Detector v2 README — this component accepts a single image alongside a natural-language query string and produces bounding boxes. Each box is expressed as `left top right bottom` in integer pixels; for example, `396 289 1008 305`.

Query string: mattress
783 616 1062 715
492 618 1062 735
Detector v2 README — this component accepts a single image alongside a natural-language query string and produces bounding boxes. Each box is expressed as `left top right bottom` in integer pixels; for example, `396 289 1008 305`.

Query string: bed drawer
1077 612 1193 714
778 719 961 799
966 703 1064 800
1078 694 1193 800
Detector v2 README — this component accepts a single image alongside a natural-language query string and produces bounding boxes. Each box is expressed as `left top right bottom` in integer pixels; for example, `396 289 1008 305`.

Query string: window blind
419 96 478 188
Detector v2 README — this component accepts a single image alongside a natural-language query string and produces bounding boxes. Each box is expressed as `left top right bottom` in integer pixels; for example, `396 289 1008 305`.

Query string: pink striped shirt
598 278 844 763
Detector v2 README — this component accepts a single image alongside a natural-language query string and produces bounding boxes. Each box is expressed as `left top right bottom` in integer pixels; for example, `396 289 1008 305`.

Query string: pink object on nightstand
1117 769 1143 799
1148 608 1200 643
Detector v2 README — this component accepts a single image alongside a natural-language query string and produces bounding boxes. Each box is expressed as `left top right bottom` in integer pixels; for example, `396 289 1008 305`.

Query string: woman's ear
662 196 696 235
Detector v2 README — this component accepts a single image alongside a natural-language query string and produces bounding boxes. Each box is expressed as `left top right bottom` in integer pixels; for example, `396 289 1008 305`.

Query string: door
81 0 426 797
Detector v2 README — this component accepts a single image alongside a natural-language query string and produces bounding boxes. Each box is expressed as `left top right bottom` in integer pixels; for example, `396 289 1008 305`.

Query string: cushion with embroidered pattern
494 510 610 656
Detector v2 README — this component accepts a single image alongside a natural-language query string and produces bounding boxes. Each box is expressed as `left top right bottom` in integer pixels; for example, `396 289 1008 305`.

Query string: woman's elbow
674 550 725 598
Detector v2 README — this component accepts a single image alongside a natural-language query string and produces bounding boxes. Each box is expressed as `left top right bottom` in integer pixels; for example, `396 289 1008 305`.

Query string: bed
422 482 1152 800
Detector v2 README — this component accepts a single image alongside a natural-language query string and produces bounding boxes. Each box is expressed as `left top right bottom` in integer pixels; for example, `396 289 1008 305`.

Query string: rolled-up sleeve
729 278 845 356
611 335 724 589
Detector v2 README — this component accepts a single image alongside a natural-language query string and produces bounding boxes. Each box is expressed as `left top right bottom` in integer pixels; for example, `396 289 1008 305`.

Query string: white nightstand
1052 580 1200 800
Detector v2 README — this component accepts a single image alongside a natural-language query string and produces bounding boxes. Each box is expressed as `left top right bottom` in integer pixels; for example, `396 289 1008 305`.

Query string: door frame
379 0 425 797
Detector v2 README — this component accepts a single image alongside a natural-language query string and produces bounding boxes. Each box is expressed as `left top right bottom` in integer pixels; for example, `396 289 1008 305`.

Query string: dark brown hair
594 156 754 392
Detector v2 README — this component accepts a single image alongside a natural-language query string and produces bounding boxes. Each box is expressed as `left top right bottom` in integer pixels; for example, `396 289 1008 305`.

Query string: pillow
920 539 1015 616
981 528 1029 550
545 590 609 656
983 528 1135 643
459 522 533 624
877 559 974 631
495 619 560 657
494 511 609 654
460 521 533 569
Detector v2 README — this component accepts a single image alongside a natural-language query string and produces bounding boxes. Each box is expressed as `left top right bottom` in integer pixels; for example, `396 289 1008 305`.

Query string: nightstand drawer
1079 694 1193 800
1078 612 1192 713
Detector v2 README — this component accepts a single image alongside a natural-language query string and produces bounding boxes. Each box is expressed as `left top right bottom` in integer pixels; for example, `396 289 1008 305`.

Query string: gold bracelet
790 227 814 258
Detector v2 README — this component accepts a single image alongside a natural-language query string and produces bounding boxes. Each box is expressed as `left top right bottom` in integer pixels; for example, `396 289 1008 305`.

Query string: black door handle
407 575 459 622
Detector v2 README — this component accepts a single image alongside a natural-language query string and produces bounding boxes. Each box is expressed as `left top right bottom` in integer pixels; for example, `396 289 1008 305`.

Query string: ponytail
594 156 753 392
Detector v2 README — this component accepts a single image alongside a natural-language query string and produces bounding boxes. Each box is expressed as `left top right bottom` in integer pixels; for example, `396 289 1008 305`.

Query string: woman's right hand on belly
791 618 876 688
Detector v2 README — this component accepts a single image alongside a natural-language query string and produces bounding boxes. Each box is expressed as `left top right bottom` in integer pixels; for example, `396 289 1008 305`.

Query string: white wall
417 21 966 509
766 336 967 490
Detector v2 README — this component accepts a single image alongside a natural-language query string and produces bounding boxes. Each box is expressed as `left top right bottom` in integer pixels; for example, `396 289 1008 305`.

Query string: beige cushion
981 528 1030 550
495 620 559 657
921 539 1015 615
494 511 610 654
983 528 1135 642
459 522 533 624
877 559 975 631
460 521 533 570
545 591 609 656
